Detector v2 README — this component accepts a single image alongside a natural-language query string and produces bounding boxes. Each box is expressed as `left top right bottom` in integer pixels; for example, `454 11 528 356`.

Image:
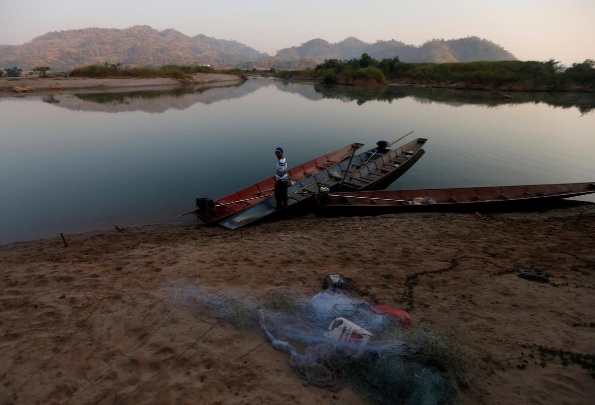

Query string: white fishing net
179 283 470 404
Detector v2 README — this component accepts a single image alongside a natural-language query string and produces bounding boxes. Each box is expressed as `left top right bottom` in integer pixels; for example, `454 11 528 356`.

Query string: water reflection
35 77 594 114
1 77 594 244
42 95 60 104
312 83 595 114
43 80 260 113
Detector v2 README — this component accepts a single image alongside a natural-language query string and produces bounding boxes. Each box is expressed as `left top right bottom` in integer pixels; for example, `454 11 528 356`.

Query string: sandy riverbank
1 204 594 404
0 73 244 96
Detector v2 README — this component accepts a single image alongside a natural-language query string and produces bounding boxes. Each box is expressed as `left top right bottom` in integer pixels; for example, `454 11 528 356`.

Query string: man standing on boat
274 147 288 209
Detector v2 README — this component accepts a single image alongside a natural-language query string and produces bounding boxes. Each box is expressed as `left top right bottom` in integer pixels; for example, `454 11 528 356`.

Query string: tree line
276 54 595 90
0 63 243 79
68 63 218 78
3 56 593 91
1 66 52 77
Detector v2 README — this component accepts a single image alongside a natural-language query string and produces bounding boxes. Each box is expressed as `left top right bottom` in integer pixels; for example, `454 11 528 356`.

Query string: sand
0 74 243 96
1 204 594 404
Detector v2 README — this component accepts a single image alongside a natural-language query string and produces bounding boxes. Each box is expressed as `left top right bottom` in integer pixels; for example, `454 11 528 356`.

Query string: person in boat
274 147 288 209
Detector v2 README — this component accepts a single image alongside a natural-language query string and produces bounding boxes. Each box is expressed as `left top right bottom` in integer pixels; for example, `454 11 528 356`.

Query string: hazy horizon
1 0 593 67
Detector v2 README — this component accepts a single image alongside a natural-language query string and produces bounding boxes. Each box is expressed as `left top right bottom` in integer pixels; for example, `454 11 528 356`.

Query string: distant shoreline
2 74 592 97
387 79 595 92
274 75 595 92
0 73 244 96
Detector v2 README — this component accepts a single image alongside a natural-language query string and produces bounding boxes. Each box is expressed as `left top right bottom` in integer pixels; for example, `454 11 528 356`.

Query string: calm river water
1 77 594 244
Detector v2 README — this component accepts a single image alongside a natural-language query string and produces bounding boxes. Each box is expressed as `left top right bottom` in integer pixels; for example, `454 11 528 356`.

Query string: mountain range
0 25 517 71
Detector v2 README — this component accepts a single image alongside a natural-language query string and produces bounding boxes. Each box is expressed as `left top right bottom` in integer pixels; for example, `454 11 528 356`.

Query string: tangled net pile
181 283 471 405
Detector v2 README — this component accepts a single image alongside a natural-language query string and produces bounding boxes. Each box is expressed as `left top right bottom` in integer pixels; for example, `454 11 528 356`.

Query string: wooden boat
336 137 427 191
314 182 595 216
191 142 364 225
219 136 427 230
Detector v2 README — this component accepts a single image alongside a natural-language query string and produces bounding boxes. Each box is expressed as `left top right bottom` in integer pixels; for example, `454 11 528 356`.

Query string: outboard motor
317 186 331 206
376 140 389 152
196 197 215 211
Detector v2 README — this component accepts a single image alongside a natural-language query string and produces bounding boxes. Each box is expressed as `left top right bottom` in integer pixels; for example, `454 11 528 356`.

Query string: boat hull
339 149 425 191
314 182 595 216
192 142 363 225
219 138 428 230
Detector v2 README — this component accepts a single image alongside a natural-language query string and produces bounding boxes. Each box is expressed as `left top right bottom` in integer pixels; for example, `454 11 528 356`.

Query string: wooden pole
337 145 361 192
388 131 414 147
60 233 68 247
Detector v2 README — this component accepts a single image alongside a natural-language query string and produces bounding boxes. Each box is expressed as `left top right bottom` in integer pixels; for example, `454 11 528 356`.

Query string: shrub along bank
276 55 595 91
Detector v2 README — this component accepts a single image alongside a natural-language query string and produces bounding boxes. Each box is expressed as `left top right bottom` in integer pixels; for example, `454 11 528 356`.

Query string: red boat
192 142 364 224
314 182 595 216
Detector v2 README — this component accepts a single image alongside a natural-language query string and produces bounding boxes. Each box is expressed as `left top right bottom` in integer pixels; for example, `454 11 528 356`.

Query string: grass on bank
69 64 246 80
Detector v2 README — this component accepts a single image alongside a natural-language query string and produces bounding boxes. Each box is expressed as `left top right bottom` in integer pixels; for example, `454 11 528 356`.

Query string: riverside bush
70 64 216 78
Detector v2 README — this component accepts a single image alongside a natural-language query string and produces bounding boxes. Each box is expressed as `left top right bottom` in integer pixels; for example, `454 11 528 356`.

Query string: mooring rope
113 320 222 405
1 294 110 405
74 289 180 397
85 234 250 404
70 232 241 402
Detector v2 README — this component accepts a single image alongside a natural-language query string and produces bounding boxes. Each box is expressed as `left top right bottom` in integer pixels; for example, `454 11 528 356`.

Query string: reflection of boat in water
314 182 595 216
219 136 427 230
191 143 364 225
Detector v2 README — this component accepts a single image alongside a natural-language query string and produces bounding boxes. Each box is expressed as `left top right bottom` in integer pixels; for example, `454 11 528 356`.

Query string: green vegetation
67 64 247 81
216 68 246 77
277 55 595 91
2 67 23 77
69 63 217 79
32 66 51 77
277 53 389 86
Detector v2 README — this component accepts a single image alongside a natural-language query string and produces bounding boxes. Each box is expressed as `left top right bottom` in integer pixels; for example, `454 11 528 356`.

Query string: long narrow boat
336 137 427 191
191 142 364 225
314 182 595 216
219 137 427 230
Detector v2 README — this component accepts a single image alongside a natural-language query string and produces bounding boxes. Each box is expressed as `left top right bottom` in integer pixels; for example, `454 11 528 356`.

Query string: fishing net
179 284 470 405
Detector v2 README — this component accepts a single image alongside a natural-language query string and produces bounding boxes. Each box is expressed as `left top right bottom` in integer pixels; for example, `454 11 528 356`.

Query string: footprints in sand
2 214 594 404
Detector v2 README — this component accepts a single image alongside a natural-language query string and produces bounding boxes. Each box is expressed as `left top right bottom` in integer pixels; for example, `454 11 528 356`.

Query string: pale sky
1 0 593 66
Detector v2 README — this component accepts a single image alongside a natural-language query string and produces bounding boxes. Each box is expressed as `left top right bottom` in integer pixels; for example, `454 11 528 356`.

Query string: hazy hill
261 36 516 68
0 26 267 70
0 25 516 71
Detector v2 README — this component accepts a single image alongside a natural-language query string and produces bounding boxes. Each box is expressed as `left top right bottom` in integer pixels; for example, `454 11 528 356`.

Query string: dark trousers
274 180 288 207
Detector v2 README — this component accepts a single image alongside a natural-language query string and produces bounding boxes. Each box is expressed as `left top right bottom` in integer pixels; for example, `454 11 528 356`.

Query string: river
1 77 594 244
